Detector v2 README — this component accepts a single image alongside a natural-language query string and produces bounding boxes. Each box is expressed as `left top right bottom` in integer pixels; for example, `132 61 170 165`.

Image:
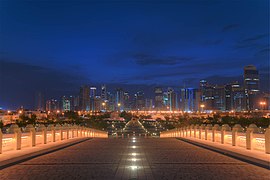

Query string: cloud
241 34 268 43
222 24 239 32
0 60 88 109
235 33 269 49
133 53 195 66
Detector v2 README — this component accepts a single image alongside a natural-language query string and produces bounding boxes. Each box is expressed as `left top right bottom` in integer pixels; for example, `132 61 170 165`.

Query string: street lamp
200 104 205 113
259 101 266 110
102 102 106 111
117 103 121 112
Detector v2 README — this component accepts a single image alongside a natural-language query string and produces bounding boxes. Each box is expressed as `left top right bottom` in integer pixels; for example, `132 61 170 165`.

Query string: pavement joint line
176 137 270 170
151 162 247 165
0 138 92 170
20 162 119 165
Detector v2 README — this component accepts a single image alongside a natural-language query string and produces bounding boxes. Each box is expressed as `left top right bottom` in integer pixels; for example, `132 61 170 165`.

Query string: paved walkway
0 138 269 180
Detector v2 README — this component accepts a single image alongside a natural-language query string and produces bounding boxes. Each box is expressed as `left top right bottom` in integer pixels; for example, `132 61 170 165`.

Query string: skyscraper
179 88 200 112
116 88 124 111
90 87 97 111
244 65 260 110
154 87 163 110
101 85 107 101
134 91 145 110
213 85 226 111
167 88 178 111
79 85 90 111
232 82 246 111
46 99 59 112
62 96 71 111
35 92 45 111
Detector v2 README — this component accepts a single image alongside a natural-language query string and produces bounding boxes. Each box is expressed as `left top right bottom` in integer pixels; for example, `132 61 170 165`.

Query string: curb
0 138 91 170
176 137 270 170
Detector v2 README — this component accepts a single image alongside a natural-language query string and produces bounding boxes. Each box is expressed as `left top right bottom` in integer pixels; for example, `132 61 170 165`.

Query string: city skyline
0 0 269 109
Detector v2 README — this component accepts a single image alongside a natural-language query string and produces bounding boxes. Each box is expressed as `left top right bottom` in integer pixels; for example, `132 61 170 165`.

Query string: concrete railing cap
221 124 231 131
47 124 54 130
213 124 220 130
39 124 46 129
55 124 62 130
233 124 242 129
248 124 258 128
9 124 20 133
200 124 205 129
25 124 35 131
247 124 259 132
10 124 19 129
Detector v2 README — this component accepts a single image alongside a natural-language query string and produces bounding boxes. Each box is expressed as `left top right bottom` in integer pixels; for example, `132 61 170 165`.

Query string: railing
0 124 108 154
160 124 270 154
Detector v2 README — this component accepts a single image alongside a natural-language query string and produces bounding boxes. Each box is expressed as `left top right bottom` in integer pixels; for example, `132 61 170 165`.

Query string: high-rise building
225 84 233 111
116 88 124 111
123 92 131 111
145 98 153 111
90 87 97 111
199 80 208 102
35 92 45 111
101 85 107 101
203 85 215 110
107 91 115 111
213 86 226 111
62 96 71 111
134 91 145 110
232 82 246 111
244 65 260 110
79 85 90 111
46 99 59 112
179 88 200 112
167 88 178 111
154 87 163 110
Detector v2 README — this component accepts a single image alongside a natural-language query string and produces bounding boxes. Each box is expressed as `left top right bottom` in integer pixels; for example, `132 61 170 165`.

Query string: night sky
0 0 269 109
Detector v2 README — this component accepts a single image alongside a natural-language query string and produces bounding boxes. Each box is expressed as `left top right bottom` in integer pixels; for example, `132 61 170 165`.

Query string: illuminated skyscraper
101 85 107 101
46 99 59 112
154 87 163 110
116 88 124 111
62 96 71 111
179 88 200 112
244 65 259 110
90 87 97 111
79 85 90 111
232 82 246 111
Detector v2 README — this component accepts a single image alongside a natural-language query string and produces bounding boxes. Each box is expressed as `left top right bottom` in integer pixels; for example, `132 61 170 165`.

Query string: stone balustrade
160 124 270 154
0 124 108 154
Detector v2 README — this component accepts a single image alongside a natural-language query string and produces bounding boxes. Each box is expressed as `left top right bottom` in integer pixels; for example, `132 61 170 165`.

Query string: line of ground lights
128 136 140 171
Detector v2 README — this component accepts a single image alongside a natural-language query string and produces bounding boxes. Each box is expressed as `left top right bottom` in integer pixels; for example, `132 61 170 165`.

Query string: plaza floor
0 137 269 180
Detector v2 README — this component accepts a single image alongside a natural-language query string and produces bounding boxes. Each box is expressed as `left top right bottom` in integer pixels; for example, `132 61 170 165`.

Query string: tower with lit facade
244 65 259 110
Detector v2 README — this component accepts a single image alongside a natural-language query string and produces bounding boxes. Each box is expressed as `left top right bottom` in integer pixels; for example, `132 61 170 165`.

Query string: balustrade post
189 125 193 137
26 124 36 147
246 124 258 150
10 124 21 150
52 125 56 142
221 124 231 144
0 129 2 154
232 124 242 146
205 124 212 141
39 124 47 144
60 125 64 140
193 125 197 138
265 126 270 154
199 125 205 139
212 124 220 142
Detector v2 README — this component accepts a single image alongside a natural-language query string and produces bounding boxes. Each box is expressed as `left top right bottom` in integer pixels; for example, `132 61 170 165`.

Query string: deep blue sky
0 0 269 109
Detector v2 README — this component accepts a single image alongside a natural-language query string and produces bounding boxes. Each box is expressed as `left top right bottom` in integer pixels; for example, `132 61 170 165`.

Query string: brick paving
0 138 269 180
